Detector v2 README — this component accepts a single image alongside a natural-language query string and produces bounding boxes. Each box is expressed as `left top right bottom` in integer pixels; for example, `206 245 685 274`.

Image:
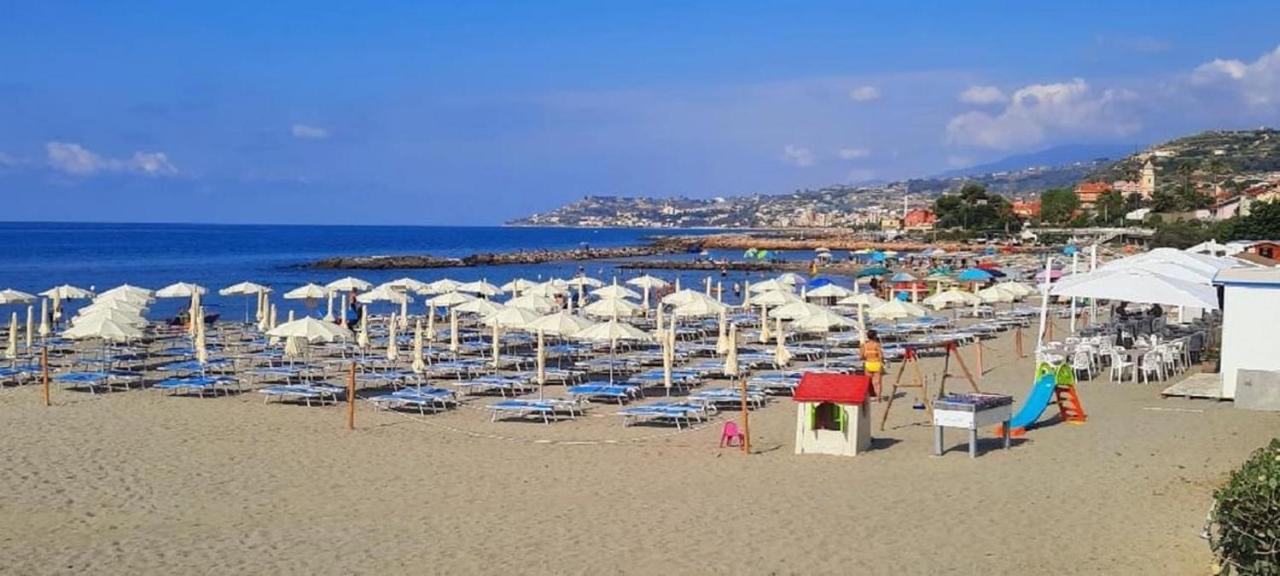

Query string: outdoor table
932 394 1014 458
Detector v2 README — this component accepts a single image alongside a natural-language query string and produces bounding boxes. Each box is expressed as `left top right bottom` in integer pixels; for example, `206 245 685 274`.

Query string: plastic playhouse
793 373 872 457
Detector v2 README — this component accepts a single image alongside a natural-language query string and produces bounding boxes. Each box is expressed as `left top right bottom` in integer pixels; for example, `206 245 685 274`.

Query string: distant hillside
937 143 1141 178
1087 129 1280 186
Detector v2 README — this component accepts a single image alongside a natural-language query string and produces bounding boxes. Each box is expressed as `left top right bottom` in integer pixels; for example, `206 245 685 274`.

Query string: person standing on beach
861 330 885 399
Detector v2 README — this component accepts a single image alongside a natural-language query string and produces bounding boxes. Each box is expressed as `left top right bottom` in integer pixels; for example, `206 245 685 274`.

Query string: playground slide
1005 373 1058 432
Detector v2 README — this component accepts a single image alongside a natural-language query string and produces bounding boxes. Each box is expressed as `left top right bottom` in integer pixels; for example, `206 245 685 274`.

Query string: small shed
793 373 872 457
1213 267 1280 399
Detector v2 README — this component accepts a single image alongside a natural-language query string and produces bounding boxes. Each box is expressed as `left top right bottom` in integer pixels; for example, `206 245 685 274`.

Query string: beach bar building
1214 267 1280 400
793 373 872 456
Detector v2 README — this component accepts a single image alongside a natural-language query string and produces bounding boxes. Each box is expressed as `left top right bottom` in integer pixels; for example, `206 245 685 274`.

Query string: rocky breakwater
304 243 684 270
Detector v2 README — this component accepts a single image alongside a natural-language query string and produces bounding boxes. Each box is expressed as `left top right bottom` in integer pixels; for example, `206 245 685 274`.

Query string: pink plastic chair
720 421 744 448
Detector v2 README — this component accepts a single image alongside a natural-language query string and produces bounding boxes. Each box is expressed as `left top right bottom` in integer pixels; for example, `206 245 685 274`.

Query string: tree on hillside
1125 192 1146 212
1224 200 1280 240
933 183 1020 232
1095 190 1125 225
1039 188 1080 225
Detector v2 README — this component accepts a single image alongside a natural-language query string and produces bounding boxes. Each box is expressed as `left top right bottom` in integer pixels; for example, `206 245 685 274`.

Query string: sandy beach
1 325 1275 575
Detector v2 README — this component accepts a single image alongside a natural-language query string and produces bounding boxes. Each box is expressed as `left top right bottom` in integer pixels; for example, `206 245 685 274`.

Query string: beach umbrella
1050 269 1219 310
220 281 270 323
489 321 501 369
578 319 652 383
40 285 95 300
956 268 993 283
770 301 829 321
661 289 717 308
5 312 17 360
806 284 853 299
324 292 335 322
0 289 36 305
425 305 437 343
425 279 463 295
283 334 305 359
661 319 673 393
590 283 640 300
427 291 476 309
837 292 886 309
79 298 148 316
95 290 152 308
24 305 33 350
759 305 770 344
385 277 432 295
655 303 665 335
715 308 729 355
155 282 207 298
889 272 917 283
327 276 373 293
505 294 558 313
38 299 49 338
63 315 144 342
500 278 536 295
704 276 713 297
582 297 643 319
284 283 328 301
777 273 806 286
187 289 202 338
410 319 431 372
791 308 856 332
724 323 739 378
749 279 791 293
458 280 502 298
73 308 147 327
924 288 982 310
566 276 605 289
671 297 726 318
454 298 502 316
626 275 669 290
977 285 1016 304
257 294 272 332
774 315 792 368
535 329 547 398
742 280 752 308
868 300 928 320
482 306 541 329
269 304 278 331
195 307 209 366
856 266 890 278
386 315 399 362
448 308 460 354
997 282 1036 298
752 289 802 308
356 309 370 349
357 285 412 305
99 284 153 300
268 316 354 343
525 311 596 337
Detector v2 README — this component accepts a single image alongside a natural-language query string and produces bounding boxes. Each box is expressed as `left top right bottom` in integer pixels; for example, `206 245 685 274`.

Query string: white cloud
837 147 870 160
958 85 1007 105
291 123 330 139
1191 45 1280 108
781 144 816 167
945 79 1139 150
45 142 178 176
849 86 880 102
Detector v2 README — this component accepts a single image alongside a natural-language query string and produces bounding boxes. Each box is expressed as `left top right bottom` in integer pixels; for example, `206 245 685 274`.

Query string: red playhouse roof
793 373 871 404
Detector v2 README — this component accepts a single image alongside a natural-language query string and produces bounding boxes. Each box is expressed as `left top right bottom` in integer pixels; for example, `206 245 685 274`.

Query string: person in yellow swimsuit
860 330 885 400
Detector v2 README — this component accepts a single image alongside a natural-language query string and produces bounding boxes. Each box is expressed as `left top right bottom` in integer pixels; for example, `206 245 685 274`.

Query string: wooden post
974 339 984 378
346 361 356 431
739 377 751 454
41 347 50 407
1015 325 1025 358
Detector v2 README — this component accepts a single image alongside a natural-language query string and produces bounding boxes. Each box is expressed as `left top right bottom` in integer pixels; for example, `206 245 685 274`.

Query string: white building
1214 267 1280 399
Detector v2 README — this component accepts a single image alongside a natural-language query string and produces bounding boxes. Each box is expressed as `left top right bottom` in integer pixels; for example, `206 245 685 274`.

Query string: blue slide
1006 373 1058 432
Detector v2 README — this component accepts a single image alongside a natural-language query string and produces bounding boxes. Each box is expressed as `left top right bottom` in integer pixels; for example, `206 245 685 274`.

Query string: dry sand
1 328 1276 575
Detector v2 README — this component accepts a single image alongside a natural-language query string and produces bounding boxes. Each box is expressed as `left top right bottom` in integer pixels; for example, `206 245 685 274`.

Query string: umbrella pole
41 347 50 407
346 361 356 430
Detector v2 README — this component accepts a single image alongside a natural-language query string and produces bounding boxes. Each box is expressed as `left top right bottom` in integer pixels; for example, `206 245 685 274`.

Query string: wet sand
1 326 1275 575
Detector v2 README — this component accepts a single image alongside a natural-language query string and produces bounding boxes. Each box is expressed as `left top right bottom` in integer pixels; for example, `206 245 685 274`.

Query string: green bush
1209 438 1280 575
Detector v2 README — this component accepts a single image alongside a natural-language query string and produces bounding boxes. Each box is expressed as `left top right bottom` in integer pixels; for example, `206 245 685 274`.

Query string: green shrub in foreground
1209 438 1280 575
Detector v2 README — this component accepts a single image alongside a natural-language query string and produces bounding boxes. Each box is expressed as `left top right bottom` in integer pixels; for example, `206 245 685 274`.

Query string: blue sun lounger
616 402 710 429
488 398 583 424
153 375 239 397
0 365 39 384
367 387 459 414
258 384 344 406
53 371 143 394
689 387 768 409
567 383 641 405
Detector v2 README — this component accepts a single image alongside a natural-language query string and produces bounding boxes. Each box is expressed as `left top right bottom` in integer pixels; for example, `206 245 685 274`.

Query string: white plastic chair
1071 350 1094 381
1109 348 1134 382
1138 351 1164 383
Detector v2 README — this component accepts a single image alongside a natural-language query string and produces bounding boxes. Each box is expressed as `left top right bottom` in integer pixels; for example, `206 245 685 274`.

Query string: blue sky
2 1 1280 224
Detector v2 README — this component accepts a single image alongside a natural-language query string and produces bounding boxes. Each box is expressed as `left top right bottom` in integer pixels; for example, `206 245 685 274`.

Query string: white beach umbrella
627 275 669 290
522 282 567 298
79 298 148 315
868 300 928 320
40 285 94 300
155 282 207 298
1050 269 1219 310
996 282 1036 298
425 278 463 295
38 298 49 338
195 307 209 365
284 283 330 300
592 283 640 300
425 305 437 342
806 284 853 299
453 298 503 316
326 276 373 293
661 322 673 392
25 305 34 350
741 280 752 308
458 280 502 297
324 292 335 322
576 319 654 345
749 279 791 294
63 316 144 342
535 329 546 396
977 285 1017 304
428 291 476 308
923 288 982 311
187 289 202 338
505 294 558 313
267 316 354 343
777 272 805 286
582 297 643 319
770 301 829 321
524 311 596 337
357 285 412 305
566 276 605 289
655 304 665 335
671 297 727 318
386 316 399 362
283 334 306 359
0 289 37 305
95 290 152 307
489 321 501 369
752 289 802 308
661 289 718 308
385 277 432 295
5 312 17 360
724 323 739 377
412 319 427 374
481 306 541 329
448 308 460 354
837 292 887 308
715 309 729 355
500 278 536 295
792 308 857 332
356 309 370 349
758 305 771 344
218 281 268 297
774 315 792 367
73 308 147 327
